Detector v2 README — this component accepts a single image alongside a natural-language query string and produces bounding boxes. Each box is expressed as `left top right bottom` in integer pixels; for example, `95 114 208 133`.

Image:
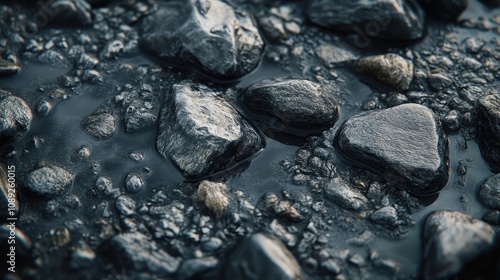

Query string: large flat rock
157 82 264 178
335 103 449 196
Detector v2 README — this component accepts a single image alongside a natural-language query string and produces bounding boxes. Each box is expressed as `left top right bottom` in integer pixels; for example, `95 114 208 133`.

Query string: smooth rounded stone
47 0 93 26
98 232 179 277
477 95 500 172
82 110 116 140
224 233 304 280
0 94 33 144
370 206 397 225
198 180 229 216
125 174 145 193
306 0 425 41
335 104 449 196
156 82 264 178
442 110 461 132
141 0 264 78
418 0 467 20
325 177 368 211
36 100 52 116
244 79 339 131
478 174 500 210
25 166 75 198
176 257 219 279
353 54 414 91
422 210 497 280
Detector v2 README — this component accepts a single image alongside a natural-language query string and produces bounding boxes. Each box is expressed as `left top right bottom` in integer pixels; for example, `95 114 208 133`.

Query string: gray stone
25 166 74 198
325 177 368 211
141 0 264 78
353 54 414 91
478 174 500 210
306 0 425 41
48 0 92 26
0 94 32 144
125 109 157 133
245 79 339 131
336 104 449 196
157 82 264 178
224 233 304 280
125 174 145 193
477 95 500 172
418 0 467 21
370 206 397 225
422 210 497 280
98 232 179 277
82 110 116 140
0 54 20 75
176 257 219 279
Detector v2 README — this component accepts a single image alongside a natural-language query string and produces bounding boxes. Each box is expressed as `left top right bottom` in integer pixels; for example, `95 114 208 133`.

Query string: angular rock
336 104 449 196
370 206 397 225
325 177 368 211
315 44 358 65
24 166 74 198
478 174 500 210
306 0 425 41
224 233 304 280
98 232 179 277
141 0 264 78
245 79 339 131
477 95 500 172
82 110 116 140
418 0 467 21
198 180 229 216
422 210 497 280
0 94 32 144
157 82 264 178
125 110 157 133
353 54 414 91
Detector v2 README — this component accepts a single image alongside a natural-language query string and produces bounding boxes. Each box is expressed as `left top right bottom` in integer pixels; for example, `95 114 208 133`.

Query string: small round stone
125 173 145 193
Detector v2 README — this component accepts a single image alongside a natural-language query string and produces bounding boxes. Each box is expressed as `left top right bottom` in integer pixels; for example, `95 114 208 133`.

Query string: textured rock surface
336 104 449 196
141 0 264 78
24 166 74 198
353 54 414 91
245 79 339 131
198 180 230 215
0 94 32 144
306 0 426 41
82 110 116 140
422 210 497 280
98 232 179 276
478 174 500 210
477 95 500 172
419 0 467 20
157 82 264 178
325 177 368 211
224 233 304 280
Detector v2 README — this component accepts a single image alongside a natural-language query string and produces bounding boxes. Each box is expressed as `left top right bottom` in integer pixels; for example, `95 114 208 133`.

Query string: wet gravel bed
1 0 500 279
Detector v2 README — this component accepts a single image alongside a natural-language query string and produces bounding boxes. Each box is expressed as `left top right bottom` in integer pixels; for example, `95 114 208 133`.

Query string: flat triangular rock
335 103 449 196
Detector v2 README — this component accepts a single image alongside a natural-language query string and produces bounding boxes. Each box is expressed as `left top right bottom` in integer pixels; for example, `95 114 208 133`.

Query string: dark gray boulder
98 232 179 277
24 166 74 198
157 82 264 178
418 0 467 21
0 93 32 144
141 0 264 78
244 79 339 131
224 233 304 280
478 174 500 210
335 103 449 196
306 0 426 41
477 95 500 172
422 210 497 280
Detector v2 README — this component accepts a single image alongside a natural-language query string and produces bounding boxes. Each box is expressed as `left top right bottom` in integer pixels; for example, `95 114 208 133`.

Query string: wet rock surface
244 79 339 131
0 93 32 144
478 94 500 171
224 233 304 280
478 174 500 210
336 104 449 196
157 82 264 178
306 0 426 41
141 0 264 78
1 0 500 279
422 210 498 280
